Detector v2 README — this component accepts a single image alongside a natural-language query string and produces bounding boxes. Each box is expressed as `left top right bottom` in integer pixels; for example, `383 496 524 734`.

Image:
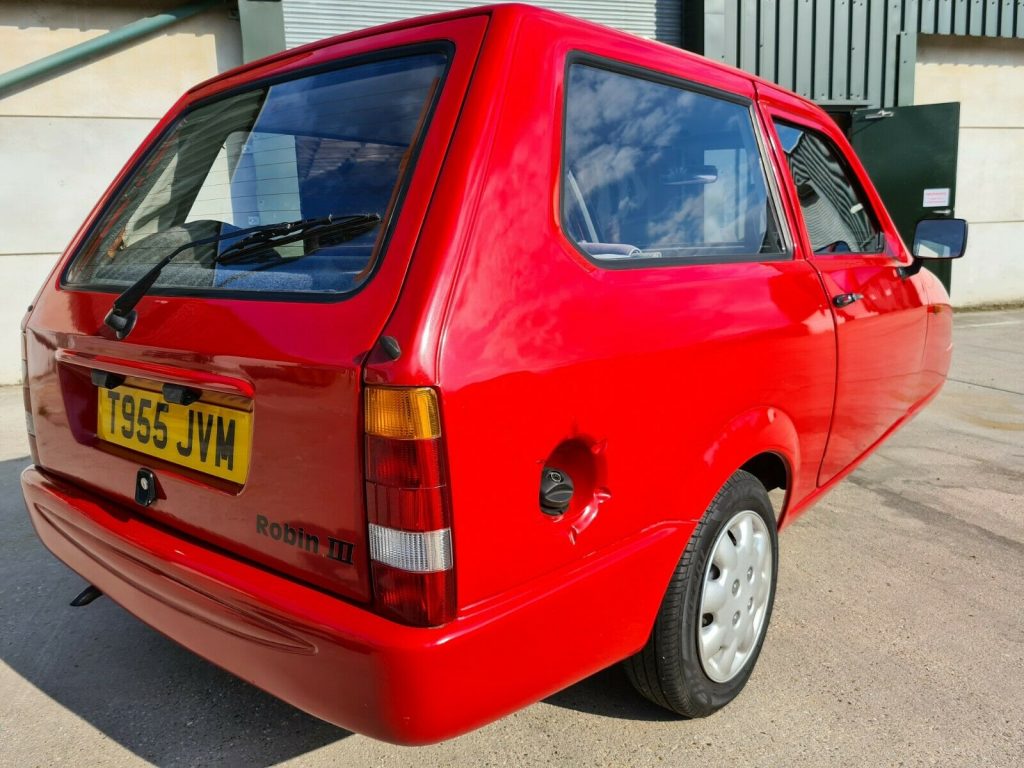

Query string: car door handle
832 292 864 308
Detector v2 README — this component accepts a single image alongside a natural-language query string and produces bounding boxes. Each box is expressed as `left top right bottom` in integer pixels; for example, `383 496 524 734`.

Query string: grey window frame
558 52 795 270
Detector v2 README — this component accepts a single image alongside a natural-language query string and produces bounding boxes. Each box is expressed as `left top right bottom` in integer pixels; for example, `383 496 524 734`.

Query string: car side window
772 121 883 255
562 61 785 265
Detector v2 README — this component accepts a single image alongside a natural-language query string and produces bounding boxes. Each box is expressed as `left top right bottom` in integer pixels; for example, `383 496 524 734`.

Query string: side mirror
912 218 968 260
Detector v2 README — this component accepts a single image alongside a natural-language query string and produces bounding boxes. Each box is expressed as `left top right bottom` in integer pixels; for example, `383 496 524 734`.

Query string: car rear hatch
22 15 487 603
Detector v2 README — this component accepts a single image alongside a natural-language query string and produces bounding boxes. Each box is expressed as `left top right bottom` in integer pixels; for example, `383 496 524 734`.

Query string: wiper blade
103 220 272 338
102 214 378 339
215 213 381 265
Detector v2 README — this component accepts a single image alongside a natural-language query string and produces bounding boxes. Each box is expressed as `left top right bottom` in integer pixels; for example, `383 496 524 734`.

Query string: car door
757 86 929 486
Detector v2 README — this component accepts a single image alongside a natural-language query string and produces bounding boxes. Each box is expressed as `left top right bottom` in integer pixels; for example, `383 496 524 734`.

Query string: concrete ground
1 309 1021 768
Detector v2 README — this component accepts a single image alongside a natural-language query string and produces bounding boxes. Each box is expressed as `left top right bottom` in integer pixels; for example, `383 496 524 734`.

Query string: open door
849 103 960 291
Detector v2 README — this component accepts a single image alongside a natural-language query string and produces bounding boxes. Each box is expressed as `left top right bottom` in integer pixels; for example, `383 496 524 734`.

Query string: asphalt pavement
1 308 1021 768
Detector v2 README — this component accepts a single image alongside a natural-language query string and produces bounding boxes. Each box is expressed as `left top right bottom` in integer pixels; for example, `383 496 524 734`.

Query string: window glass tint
773 122 883 254
562 63 784 263
66 52 448 297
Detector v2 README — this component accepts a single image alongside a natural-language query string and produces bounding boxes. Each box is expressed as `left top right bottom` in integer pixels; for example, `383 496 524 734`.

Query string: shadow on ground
543 665 681 722
1 456 349 767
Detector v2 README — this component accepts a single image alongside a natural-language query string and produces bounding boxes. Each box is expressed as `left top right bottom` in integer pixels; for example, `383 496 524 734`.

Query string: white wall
0 1 241 383
915 35 1024 307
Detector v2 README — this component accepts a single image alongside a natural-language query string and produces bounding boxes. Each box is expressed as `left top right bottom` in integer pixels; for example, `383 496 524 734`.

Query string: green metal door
849 103 960 291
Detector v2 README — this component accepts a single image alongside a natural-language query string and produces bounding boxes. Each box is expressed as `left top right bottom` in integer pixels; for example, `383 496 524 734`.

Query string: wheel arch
740 451 790 493
622 406 800 660
695 406 800 527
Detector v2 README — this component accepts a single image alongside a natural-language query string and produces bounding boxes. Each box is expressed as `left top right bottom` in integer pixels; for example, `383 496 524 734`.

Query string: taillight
364 386 454 626
21 328 40 463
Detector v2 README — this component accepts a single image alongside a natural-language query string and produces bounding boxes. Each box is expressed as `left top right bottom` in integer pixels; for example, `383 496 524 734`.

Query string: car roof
188 3 820 114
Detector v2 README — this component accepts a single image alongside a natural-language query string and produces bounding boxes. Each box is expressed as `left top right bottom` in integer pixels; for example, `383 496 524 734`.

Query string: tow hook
70 584 103 607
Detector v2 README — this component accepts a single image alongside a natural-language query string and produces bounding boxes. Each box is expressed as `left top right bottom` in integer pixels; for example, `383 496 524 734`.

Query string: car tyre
624 469 779 717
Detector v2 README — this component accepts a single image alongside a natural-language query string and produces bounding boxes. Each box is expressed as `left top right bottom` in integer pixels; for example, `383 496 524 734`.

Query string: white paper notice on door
922 188 951 207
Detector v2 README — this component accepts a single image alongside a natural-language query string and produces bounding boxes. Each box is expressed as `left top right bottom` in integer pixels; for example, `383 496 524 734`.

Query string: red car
20 3 966 745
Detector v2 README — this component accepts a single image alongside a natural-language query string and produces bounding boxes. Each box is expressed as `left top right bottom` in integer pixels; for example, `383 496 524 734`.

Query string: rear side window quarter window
561 59 786 266
772 121 884 255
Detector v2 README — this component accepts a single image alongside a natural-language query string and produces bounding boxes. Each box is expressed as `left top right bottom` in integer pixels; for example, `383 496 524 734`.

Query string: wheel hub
696 510 773 683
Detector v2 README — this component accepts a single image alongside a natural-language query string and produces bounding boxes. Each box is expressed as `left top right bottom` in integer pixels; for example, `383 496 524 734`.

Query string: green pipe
0 0 224 99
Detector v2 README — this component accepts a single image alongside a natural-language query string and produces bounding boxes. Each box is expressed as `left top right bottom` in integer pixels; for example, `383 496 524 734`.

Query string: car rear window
561 60 786 266
64 50 449 298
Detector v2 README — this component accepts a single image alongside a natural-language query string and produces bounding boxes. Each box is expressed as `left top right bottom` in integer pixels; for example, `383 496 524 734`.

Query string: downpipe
0 0 225 99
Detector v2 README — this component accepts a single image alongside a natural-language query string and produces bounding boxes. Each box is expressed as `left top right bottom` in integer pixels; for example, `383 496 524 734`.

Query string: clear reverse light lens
368 524 452 573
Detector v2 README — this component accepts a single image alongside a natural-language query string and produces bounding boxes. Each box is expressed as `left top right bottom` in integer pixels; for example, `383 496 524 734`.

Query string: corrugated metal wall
702 0 1024 109
920 0 1024 36
273 1 1024 108
281 0 682 49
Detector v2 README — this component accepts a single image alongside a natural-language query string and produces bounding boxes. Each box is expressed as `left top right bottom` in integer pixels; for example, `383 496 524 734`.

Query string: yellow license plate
97 384 252 484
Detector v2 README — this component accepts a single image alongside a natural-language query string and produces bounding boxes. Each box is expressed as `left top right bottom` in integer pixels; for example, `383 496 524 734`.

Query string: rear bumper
22 466 685 744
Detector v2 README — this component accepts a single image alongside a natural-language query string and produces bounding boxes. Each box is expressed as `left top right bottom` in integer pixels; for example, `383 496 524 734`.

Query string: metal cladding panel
703 0 1024 109
760 0 779 82
919 0 1024 35
281 1 682 48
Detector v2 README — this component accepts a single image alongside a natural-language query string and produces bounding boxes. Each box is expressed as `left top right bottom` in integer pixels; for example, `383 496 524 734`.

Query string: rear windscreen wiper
103 213 379 339
214 213 381 265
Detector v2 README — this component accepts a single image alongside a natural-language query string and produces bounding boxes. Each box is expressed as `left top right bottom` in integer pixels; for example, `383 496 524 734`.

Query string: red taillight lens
364 386 454 627
370 563 455 628
365 435 444 488
365 483 447 531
